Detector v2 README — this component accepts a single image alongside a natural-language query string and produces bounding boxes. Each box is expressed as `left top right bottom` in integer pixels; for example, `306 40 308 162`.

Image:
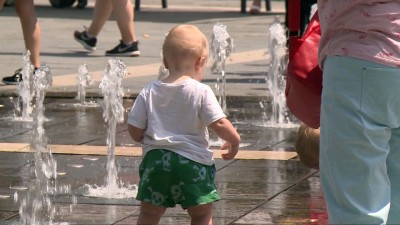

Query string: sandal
249 4 261 14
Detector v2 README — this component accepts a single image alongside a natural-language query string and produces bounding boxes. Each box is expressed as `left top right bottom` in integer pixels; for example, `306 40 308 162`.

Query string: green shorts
136 149 220 209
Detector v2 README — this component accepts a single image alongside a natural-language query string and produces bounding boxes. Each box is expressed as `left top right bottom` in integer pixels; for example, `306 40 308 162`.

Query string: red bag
285 0 322 129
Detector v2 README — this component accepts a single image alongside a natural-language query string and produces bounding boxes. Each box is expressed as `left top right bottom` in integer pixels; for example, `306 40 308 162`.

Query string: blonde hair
162 25 208 72
295 124 320 169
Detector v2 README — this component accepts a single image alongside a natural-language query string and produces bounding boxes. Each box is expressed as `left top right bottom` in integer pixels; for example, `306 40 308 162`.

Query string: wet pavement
0 0 327 224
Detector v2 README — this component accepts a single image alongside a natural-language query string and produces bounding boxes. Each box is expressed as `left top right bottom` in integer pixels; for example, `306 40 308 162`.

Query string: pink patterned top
317 0 400 68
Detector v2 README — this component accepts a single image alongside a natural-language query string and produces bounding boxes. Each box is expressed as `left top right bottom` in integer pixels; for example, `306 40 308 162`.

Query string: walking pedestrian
74 0 140 57
1 0 41 85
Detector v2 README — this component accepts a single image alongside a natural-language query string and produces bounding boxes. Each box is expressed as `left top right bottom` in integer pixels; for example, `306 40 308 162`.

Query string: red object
285 0 322 129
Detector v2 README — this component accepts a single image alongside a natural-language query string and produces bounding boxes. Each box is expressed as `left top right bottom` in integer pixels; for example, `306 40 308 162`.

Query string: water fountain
210 22 234 114
18 51 35 121
6 51 36 122
263 16 297 128
84 58 137 199
17 63 58 225
208 23 253 148
46 63 99 110
76 63 94 105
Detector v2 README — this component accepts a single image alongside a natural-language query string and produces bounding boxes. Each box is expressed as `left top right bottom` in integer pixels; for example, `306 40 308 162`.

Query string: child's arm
209 117 240 160
128 124 144 143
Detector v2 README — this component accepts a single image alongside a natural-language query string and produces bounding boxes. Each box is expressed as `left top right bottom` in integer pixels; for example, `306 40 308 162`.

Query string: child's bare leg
137 202 166 225
187 203 213 225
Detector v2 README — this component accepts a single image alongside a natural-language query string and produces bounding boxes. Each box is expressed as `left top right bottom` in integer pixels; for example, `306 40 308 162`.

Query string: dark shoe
74 30 97 51
105 40 140 57
2 68 22 85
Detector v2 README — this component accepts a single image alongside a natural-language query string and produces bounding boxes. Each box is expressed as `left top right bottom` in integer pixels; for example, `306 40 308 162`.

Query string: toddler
127 24 241 225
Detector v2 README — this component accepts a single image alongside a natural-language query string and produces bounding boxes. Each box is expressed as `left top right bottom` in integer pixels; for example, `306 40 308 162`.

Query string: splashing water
210 22 234 113
17 63 58 225
14 51 35 121
31 65 57 180
76 64 94 105
84 58 137 199
264 17 297 128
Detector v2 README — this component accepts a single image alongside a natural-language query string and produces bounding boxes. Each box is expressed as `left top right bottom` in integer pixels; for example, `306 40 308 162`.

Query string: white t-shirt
127 79 226 166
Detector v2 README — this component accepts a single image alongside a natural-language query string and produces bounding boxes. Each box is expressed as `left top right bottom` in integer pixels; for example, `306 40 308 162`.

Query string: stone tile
0 188 19 209
115 215 192 225
0 211 17 222
0 121 32 142
0 152 31 172
0 182 21 211
212 199 266 219
213 149 297 160
115 214 238 225
115 199 264 225
233 175 327 225
233 207 327 225
228 158 307 168
216 163 315 184
216 181 289 200
231 124 298 151
54 154 139 192
51 203 138 224
265 176 326 210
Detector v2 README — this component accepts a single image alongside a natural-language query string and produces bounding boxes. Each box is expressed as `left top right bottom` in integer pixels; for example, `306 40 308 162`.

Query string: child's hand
220 141 239 160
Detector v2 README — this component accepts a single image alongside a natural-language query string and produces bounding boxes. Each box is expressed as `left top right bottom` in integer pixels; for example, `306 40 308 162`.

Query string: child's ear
195 56 207 70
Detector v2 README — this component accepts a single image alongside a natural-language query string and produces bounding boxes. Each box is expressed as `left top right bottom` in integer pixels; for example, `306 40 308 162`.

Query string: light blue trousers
320 56 400 224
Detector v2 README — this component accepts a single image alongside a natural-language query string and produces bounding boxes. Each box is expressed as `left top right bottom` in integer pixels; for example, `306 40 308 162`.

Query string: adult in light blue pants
320 56 400 224
318 1 400 223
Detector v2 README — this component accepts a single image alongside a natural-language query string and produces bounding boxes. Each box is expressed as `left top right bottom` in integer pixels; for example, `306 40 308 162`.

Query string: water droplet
0 194 10 199
82 156 99 161
13 192 18 202
71 195 78 204
9 185 28 191
68 164 84 168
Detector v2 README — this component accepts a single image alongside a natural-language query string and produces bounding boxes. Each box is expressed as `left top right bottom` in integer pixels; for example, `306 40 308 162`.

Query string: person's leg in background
106 0 140 56
74 0 112 51
86 0 112 38
15 0 40 68
111 0 137 45
74 0 140 56
2 0 40 85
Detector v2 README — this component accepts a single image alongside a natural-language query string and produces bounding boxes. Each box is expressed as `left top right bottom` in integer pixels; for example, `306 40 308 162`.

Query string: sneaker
74 30 97 51
105 40 140 57
2 68 22 85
